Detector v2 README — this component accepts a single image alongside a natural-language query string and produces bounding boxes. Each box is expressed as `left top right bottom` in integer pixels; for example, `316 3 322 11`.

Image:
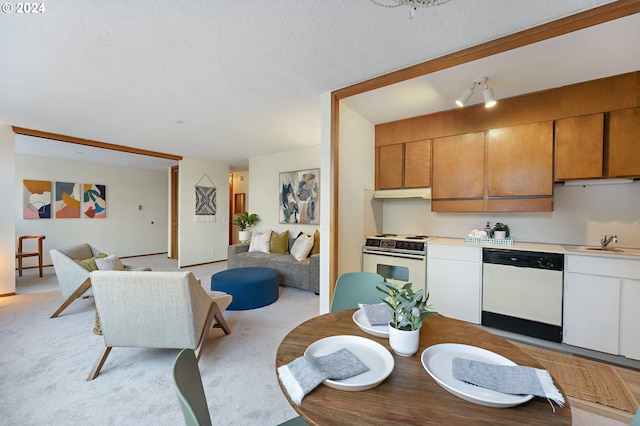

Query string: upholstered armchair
49 243 149 318
87 270 233 380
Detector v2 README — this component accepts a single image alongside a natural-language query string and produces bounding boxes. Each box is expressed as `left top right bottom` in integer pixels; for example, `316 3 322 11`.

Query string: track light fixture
455 77 497 108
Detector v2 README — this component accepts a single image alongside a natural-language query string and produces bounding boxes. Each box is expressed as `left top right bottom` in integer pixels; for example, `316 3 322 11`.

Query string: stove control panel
364 238 427 255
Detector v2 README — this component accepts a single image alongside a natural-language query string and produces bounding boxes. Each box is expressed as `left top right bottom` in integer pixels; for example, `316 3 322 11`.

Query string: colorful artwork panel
83 183 106 218
23 179 52 219
279 169 319 225
55 182 81 218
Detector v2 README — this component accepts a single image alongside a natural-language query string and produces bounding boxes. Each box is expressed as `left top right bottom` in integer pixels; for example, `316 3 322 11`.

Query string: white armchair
87 270 232 380
49 243 149 318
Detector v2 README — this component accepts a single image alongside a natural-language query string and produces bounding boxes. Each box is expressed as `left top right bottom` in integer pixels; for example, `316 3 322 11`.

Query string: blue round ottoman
211 267 280 310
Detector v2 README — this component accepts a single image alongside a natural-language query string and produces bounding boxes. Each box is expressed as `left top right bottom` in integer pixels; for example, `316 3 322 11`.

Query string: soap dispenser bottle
484 221 492 235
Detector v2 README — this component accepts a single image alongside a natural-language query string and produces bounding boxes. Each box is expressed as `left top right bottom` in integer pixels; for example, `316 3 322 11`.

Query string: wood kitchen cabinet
432 122 553 212
376 144 403 189
608 107 640 178
563 254 640 360
376 139 431 190
554 113 604 181
404 139 431 188
427 243 482 324
485 122 553 198
431 132 485 211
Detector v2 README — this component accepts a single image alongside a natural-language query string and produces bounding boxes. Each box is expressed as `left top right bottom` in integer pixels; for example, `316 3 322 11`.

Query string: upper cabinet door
404 139 431 188
486 122 554 197
432 132 485 199
608 107 640 178
377 144 404 189
555 114 604 181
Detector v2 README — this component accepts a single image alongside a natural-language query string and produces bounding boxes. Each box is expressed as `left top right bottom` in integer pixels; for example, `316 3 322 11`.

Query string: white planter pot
388 325 420 357
238 230 251 243
493 230 507 240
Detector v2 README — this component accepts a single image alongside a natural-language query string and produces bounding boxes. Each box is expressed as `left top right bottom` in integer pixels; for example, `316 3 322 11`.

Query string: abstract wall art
279 168 319 225
83 183 106 218
55 182 81 218
23 179 52 219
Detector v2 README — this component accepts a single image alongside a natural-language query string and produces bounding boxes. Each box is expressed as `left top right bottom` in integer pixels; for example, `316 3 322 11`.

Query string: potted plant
492 222 510 240
232 212 260 242
377 281 437 357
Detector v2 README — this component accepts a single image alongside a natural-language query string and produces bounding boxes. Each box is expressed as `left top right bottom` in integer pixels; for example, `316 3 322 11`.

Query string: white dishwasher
482 248 564 342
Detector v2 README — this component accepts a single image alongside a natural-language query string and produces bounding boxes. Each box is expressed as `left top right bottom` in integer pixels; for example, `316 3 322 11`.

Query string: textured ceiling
1 0 629 171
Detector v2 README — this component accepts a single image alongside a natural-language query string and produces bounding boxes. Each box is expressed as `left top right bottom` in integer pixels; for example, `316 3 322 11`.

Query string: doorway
170 166 179 259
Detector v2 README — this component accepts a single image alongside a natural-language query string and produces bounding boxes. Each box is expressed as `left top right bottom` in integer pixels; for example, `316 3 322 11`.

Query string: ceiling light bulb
483 87 496 108
455 88 474 107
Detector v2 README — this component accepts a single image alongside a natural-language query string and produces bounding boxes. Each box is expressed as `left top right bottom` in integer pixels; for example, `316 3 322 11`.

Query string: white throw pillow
95 254 125 271
249 229 271 253
290 234 314 261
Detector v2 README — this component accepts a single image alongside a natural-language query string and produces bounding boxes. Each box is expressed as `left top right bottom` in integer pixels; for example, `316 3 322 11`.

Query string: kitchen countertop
428 237 640 260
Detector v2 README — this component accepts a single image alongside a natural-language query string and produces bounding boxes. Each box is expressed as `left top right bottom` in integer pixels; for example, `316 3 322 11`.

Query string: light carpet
0 255 630 425
0 257 317 426
512 341 640 414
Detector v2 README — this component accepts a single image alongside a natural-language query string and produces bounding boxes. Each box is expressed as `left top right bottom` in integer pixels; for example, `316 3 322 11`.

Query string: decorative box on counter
464 236 514 245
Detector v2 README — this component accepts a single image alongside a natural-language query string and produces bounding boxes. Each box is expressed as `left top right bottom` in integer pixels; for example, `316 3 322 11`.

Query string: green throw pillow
75 253 108 271
270 230 289 254
311 229 320 256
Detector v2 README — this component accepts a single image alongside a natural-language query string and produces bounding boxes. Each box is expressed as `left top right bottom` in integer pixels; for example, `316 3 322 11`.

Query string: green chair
330 272 386 312
279 416 308 425
172 349 212 426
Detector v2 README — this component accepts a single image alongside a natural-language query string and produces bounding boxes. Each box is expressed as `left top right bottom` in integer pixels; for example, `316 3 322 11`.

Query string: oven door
362 251 426 292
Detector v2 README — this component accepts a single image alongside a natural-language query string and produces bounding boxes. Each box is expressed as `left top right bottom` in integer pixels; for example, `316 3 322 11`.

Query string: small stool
211 267 279 310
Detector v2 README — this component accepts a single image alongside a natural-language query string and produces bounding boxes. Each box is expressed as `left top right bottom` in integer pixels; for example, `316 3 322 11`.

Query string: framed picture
23 179 52 219
279 168 319 224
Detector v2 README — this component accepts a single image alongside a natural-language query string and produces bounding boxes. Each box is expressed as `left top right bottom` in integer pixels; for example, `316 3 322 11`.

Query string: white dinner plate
304 335 394 391
352 309 389 338
421 343 534 408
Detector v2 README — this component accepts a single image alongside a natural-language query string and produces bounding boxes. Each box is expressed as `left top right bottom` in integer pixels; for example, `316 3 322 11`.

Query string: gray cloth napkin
451 357 565 408
359 303 392 326
277 348 370 405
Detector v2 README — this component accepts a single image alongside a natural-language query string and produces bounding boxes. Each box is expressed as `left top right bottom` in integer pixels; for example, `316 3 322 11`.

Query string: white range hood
372 188 432 199
562 178 634 186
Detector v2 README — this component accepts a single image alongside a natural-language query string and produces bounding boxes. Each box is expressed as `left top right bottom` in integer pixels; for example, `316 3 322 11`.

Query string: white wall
381 183 640 247
248 146 321 238
15 154 169 265
178 157 229 267
337 103 376 276
0 124 16 295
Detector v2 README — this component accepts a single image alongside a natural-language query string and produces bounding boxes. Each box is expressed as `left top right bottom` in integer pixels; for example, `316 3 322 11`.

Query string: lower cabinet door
620 279 640 360
563 272 620 354
427 257 481 324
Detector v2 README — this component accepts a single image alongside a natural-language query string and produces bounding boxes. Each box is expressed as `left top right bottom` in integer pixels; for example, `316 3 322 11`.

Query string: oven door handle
362 250 425 260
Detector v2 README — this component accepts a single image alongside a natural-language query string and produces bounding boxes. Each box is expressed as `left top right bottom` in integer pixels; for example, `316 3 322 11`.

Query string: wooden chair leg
51 278 92 318
18 257 23 277
88 346 112 381
195 304 217 361
212 302 231 335
38 253 43 277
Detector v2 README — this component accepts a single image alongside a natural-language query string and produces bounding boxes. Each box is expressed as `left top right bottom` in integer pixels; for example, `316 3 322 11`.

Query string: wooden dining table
275 309 571 425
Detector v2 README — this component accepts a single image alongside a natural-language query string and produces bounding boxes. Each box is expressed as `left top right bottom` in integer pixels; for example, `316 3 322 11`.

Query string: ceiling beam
12 127 182 161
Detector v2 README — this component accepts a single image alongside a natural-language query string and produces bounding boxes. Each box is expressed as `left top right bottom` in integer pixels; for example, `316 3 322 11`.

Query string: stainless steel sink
584 247 623 253
562 245 640 257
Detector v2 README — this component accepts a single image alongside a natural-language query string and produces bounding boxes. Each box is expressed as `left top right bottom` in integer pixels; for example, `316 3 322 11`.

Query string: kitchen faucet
601 234 618 250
